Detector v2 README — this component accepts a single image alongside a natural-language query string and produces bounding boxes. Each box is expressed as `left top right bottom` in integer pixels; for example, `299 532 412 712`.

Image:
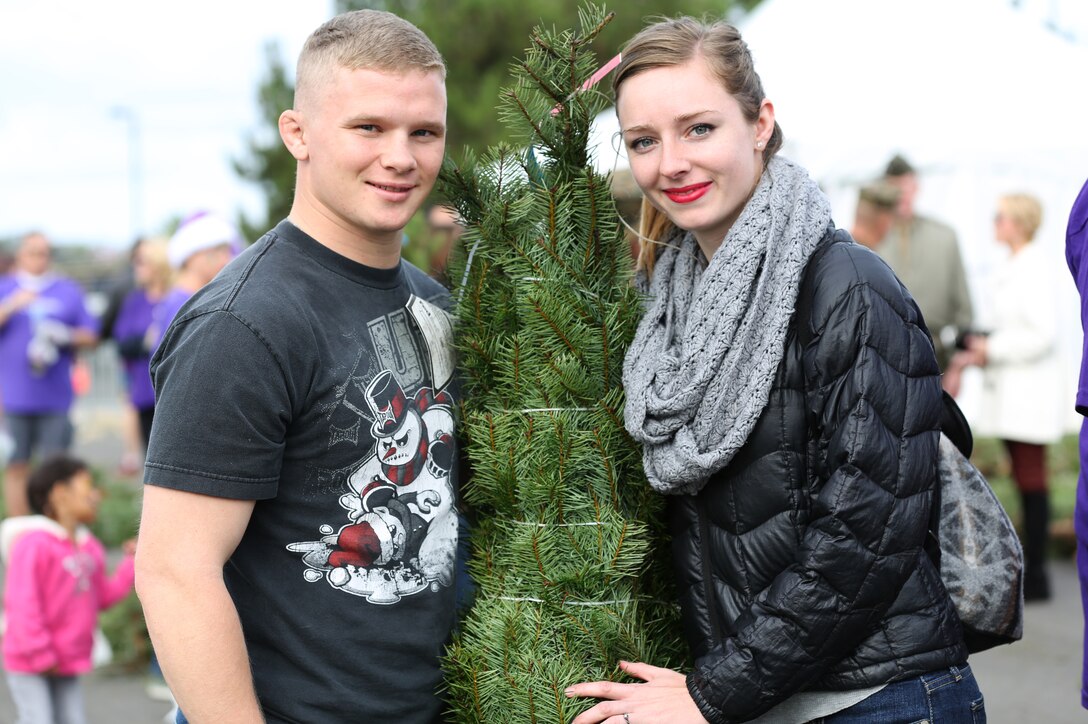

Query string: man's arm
69 327 98 349
135 485 262 724
948 231 974 333
71 287 100 349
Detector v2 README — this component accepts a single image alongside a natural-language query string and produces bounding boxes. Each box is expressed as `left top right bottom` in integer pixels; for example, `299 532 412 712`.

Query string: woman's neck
145 281 168 300
1006 237 1029 255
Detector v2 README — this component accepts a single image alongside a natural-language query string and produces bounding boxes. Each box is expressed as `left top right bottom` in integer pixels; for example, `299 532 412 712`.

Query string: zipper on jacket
696 502 723 643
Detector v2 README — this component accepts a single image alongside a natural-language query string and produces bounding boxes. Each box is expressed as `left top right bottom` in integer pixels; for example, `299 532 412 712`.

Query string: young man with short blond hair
135 11 459 723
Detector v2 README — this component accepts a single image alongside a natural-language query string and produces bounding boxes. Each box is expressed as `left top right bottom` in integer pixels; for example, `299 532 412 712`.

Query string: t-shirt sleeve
151 293 188 353
144 310 292 499
0 279 16 332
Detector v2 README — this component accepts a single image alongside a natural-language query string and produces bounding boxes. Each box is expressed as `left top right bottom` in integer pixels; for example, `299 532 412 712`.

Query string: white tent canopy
590 0 1088 429
739 0 1088 214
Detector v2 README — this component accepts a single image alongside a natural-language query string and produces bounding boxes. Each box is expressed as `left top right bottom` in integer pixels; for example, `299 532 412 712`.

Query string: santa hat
168 211 243 269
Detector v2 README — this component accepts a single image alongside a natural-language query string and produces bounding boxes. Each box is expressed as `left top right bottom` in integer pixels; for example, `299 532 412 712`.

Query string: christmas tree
440 6 686 722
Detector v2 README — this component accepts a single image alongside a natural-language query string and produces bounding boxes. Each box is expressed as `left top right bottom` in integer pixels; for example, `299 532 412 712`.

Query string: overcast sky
0 0 333 249
1 0 1085 251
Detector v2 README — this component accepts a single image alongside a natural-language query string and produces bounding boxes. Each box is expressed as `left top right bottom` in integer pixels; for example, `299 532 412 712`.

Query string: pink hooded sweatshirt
1 516 135 675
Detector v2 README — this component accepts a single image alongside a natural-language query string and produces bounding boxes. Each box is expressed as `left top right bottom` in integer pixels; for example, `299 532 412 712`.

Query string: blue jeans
814 664 985 723
5 672 86 724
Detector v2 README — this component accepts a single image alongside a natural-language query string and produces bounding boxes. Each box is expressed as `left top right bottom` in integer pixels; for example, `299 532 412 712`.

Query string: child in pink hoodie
1 455 135 724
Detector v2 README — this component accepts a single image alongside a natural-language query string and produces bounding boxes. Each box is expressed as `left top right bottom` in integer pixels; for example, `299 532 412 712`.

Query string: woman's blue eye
691 123 713 137
629 137 654 151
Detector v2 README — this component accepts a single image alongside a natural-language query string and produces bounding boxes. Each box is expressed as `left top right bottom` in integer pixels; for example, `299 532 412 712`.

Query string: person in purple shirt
0 232 98 516
111 237 173 451
148 212 240 353
1067 177 1088 711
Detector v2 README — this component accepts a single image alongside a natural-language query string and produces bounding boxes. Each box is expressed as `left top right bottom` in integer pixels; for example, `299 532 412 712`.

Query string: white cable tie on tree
455 238 483 306
510 520 606 527
514 407 594 413
516 278 603 303
499 596 630 607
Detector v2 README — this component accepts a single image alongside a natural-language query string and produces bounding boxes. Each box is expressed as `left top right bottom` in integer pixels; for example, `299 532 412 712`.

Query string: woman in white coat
953 192 1063 601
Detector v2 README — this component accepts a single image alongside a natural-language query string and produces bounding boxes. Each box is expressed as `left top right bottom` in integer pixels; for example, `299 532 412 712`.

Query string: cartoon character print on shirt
288 296 458 605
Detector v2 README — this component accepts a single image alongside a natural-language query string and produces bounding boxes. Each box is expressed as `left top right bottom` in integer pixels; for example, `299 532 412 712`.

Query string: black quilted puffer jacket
674 229 969 723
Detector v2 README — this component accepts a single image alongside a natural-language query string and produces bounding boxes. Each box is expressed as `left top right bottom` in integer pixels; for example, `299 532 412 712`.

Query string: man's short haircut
884 153 916 178
858 180 901 212
295 10 445 110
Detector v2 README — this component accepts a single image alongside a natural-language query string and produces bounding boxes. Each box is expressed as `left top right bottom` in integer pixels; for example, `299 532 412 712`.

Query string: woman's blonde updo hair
613 17 782 273
998 193 1043 242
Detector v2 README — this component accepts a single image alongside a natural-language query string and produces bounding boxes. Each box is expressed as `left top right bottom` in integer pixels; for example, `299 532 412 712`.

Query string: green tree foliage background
232 0 760 247
232 43 297 243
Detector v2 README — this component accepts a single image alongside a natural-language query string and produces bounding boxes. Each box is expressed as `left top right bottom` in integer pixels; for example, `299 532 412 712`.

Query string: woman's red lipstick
663 182 711 204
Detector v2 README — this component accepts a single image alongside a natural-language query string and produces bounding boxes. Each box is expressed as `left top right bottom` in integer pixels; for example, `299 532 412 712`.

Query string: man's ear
279 109 308 161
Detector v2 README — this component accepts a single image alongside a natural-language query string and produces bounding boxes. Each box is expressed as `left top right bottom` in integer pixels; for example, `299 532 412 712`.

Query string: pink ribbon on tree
551 52 622 116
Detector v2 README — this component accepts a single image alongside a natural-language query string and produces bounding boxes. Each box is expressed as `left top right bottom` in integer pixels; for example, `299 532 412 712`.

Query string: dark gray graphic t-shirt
146 220 458 724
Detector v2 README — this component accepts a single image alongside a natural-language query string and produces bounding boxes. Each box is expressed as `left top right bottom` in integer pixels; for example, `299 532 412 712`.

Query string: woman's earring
756 140 764 149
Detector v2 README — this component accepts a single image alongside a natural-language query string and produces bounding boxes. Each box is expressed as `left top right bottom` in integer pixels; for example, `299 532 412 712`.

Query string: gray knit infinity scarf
623 156 833 494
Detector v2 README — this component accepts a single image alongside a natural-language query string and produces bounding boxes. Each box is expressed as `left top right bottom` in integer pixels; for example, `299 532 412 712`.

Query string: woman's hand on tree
566 660 710 724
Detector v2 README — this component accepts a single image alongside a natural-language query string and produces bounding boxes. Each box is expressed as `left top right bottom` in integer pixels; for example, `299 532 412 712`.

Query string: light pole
110 105 143 242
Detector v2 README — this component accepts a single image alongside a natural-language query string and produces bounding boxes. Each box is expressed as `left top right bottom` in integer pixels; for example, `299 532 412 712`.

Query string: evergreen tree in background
232 43 296 244
439 7 685 722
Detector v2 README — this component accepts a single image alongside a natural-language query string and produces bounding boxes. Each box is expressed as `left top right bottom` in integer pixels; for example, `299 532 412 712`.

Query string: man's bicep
138 485 256 575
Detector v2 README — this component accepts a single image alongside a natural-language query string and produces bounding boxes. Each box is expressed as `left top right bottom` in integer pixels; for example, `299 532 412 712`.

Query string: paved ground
0 671 176 724
0 399 1081 722
969 558 1085 723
